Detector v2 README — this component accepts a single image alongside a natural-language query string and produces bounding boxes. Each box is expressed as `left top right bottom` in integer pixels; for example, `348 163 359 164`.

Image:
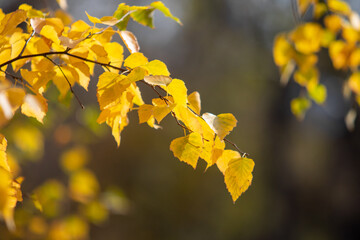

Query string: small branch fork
1 42 249 158
44 56 84 109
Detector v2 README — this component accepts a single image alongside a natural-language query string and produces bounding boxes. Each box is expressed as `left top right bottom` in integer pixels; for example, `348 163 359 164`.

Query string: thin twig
0 69 33 91
17 30 35 58
291 0 300 25
87 10 135 38
224 138 249 158
44 56 85 109
1 44 249 157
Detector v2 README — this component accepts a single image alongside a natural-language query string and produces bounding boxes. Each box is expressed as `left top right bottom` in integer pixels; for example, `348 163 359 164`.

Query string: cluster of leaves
0 1 254 232
273 0 360 121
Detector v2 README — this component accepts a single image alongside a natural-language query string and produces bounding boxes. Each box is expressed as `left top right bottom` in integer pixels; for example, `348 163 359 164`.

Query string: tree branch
44 56 85 109
1 48 249 157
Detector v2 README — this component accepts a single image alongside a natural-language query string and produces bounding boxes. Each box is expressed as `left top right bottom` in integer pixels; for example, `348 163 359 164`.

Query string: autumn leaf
21 94 48 123
144 75 172 86
225 157 254 202
202 113 237 140
170 132 203 169
118 30 140 53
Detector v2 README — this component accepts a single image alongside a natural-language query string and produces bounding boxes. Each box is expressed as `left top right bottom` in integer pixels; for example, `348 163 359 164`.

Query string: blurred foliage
274 0 360 124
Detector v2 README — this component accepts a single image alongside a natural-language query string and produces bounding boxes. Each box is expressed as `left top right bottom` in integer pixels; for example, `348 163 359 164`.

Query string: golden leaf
225 157 254 202
21 94 48 123
170 132 203 169
124 52 148 69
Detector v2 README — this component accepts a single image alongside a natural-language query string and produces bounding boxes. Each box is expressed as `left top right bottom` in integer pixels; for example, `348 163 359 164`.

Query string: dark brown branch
0 69 33 91
44 56 85 109
223 138 249 158
0 51 127 72
1 46 249 157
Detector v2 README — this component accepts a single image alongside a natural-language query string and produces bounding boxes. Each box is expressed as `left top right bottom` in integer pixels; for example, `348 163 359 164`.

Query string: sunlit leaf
225 157 254 202
60 146 89 173
21 94 48 123
144 75 172 86
118 30 140 53
291 97 311 120
202 113 237 140
166 79 187 106
69 169 99 203
308 82 327 104
150 1 182 25
124 52 148 69
187 91 201 115
170 132 203 169
145 60 170 76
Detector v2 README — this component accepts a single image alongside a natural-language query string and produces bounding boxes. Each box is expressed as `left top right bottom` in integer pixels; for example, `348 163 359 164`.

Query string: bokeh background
1 0 360 239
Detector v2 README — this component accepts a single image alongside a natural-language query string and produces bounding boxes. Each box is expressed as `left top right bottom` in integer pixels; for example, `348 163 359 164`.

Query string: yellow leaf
68 20 91 39
124 52 148 69
123 66 148 84
82 200 108 224
69 169 99 203
297 0 313 16
291 97 311 120
100 16 120 26
19 4 45 18
40 25 60 45
55 9 72 26
328 0 351 15
166 79 187 106
187 91 201 115
153 104 176 123
21 94 48 123
290 23 323 54
72 62 91 90
118 30 140 53
60 146 89 173
144 75 172 86
145 60 170 76
349 48 360 68
307 82 327 104
349 72 360 95
175 106 202 134
202 113 237 140
52 66 77 98
217 150 241 174
85 11 101 24
104 42 124 71
342 27 359 45
225 157 254 202
0 10 27 36
324 15 342 33
150 1 182 25
138 104 154 123
294 67 319 87
329 40 350 69
97 73 129 110
273 34 294 67
34 180 65 217
170 132 203 169
68 47 89 64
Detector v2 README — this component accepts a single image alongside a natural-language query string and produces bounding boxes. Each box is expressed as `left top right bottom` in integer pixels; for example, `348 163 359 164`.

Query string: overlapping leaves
0 1 253 232
274 0 360 122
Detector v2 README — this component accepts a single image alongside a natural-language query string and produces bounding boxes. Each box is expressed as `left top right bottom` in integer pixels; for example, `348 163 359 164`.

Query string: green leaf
150 1 182 25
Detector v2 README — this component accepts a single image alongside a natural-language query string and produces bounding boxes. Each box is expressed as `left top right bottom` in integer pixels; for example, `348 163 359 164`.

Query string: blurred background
1 0 360 239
